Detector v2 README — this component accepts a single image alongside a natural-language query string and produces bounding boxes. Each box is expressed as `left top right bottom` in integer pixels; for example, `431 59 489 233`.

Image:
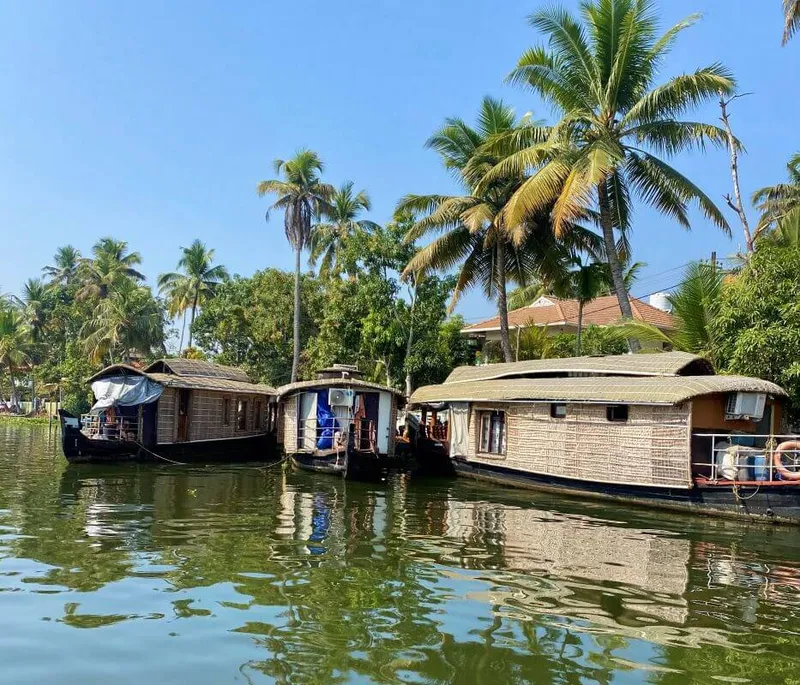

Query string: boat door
177 389 191 442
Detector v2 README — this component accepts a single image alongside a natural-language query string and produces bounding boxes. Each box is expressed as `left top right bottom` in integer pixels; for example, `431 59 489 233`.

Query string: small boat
409 352 800 524
59 358 277 464
276 365 406 479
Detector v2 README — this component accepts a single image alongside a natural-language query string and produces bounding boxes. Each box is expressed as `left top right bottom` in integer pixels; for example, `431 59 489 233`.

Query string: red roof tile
462 295 674 332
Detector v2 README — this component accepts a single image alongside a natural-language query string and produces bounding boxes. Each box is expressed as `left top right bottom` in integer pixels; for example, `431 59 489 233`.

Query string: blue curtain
316 389 339 449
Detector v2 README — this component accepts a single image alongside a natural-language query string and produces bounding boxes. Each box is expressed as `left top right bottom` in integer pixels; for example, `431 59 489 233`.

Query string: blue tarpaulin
316 389 339 450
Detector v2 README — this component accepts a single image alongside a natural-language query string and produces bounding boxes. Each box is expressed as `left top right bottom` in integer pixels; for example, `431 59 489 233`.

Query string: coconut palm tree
310 182 380 279
82 281 165 365
612 261 723 362
784 0 800 43
0 307 32 410
157 240 229 350
257 149 334 382
78 237 145 301
398 97 592 362
556 258 608 355
753 152 800 234
42 245 82 287
484 0 734 351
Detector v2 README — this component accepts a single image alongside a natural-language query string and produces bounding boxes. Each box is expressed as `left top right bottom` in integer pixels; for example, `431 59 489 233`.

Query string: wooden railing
81 414 139 442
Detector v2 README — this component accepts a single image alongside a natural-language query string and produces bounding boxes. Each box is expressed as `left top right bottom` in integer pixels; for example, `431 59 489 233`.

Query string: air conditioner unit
328 388 355 408
725 392 766 421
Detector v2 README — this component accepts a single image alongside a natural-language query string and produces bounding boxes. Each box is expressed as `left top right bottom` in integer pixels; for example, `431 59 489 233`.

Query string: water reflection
1 425 800 684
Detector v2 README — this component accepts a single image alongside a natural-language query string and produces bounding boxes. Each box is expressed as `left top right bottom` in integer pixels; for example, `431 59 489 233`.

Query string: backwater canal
1 423 799 684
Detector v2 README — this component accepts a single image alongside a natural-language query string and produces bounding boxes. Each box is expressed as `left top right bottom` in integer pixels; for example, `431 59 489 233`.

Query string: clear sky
1 0 798 323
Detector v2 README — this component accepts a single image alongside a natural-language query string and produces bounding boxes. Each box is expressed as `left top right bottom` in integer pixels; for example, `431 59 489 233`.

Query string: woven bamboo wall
282 397 297 449
466 402 691 488
187 391 268 441
157 389 176 443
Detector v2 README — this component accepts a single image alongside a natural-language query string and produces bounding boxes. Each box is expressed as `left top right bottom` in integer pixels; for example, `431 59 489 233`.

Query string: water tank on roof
649 292 672 313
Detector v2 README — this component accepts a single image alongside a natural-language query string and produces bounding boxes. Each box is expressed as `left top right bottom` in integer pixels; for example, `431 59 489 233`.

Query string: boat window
254 401 262 430
478 410 506 454
237 399 248 431
550 403 567 419
223 397 231 426
606 405 629 422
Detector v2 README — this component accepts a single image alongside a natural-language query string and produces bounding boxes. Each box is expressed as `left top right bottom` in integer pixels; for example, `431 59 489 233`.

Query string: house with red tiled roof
462 295 674 347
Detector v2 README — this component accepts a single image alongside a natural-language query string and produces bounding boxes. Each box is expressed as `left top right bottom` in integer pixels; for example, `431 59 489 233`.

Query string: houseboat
409 351 800 523
59 358 277 463
276 365 405 477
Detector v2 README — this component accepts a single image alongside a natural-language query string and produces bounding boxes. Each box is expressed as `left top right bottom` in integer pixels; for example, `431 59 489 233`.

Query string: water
2 425 800 684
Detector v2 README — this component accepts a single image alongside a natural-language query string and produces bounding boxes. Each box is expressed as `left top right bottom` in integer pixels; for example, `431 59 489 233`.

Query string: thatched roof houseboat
59 359 277 463
276 365 405 477
410 352 800 523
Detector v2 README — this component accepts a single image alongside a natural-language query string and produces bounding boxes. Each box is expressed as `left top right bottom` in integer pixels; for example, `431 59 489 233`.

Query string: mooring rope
133 441 189 466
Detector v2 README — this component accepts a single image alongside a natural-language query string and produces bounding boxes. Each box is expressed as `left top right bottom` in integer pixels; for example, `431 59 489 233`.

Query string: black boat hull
452 457 800 524
58 410 276 464
291 450 386 480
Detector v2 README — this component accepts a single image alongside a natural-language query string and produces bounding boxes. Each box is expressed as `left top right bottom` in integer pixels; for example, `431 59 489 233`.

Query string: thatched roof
144 358 250 383
444 351 713 384
87 363 274 396
410 375 785 406
146 373 275 395
276 378 405 401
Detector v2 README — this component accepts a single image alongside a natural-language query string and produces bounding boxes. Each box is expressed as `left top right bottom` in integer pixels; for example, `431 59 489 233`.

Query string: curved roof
276 378 405 401
444 352 714 384
410 375 785 406
87 363 275 395
144 358 250 383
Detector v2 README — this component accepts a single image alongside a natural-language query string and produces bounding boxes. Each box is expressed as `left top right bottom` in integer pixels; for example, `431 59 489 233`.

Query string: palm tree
42 245 82 286
555 258 608 355
612 262 723 362
784 0 800 43
0 307 32 410
486 0 734 351
310 182 380 279
82 281 165 365
257 149 334 382
398 97 590 362
157 240 229 350
15 278 48 343
753 152 800 234
78 237 145 301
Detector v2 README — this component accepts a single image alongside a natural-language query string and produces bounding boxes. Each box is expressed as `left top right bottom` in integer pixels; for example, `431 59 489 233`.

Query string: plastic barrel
753 454 768 481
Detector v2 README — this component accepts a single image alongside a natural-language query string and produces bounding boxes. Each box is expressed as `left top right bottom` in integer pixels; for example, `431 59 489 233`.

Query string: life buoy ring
772 441 800 480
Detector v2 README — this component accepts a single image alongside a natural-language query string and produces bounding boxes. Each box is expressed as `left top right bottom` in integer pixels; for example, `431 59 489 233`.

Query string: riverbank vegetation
2 0 800 418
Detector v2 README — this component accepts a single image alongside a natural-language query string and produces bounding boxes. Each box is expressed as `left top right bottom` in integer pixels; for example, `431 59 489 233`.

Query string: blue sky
1 0 798 323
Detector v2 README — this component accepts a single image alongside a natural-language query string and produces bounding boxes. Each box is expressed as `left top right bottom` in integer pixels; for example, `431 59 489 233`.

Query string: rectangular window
606 405 629 422
223 397 231 426
254 401 262 430
478 410 506 454
237 399 248 431
550 403 567 419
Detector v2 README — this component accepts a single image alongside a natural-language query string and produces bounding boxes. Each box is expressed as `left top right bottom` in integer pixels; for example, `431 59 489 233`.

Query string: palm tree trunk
404 274 418 398
188 290 199 349
8 367 18 411
179 310 187 352
495 240 514 363
598 182 640 353
576 301 584 356
291 246 302 383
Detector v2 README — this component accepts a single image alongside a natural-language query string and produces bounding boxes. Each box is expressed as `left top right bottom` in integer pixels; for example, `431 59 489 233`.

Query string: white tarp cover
449 403 470 457
90 375 163 413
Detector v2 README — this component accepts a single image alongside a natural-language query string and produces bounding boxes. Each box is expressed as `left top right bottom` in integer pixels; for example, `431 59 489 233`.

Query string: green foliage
193 268 325 386
711 243 800 421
